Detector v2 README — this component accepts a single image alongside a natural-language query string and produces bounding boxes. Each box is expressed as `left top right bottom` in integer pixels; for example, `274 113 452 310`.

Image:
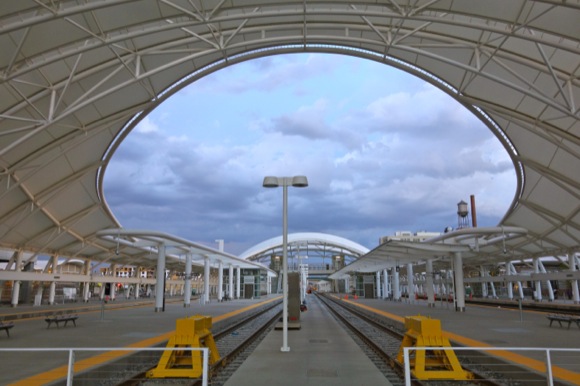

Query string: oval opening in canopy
104 53 516 255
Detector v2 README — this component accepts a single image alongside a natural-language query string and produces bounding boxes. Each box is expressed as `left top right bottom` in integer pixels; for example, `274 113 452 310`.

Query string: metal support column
407 263 414 303
533 258 542 301
184 253 192 307
217 260 223 301
11 250 22 307
203 256 210 304
506 261 513 300
426 259 435 307
236 266 241 299
393 268 400 301
453 252 466 312
570 253 579 304
49 254 58 305
228 264 234 300
155 244 166 312
83 260 91 302
110 264 117 300
382 269 389 300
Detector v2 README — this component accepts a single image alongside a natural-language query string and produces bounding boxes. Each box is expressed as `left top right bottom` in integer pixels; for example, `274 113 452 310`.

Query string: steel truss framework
0 1 579 272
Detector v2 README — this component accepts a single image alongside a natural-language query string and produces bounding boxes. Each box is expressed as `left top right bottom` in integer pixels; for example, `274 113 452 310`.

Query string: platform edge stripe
8 297 281 385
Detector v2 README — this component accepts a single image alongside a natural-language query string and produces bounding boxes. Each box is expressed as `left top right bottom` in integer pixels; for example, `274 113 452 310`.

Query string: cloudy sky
103 53 516 255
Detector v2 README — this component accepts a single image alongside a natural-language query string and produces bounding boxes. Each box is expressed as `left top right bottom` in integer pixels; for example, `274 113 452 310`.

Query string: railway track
67 299 282 385
56 294 570 385
316 292 557 386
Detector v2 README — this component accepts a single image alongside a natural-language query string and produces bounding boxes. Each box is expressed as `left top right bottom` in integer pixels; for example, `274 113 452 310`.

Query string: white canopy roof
329 226 529 278
96 229 275 272
0 1 579 270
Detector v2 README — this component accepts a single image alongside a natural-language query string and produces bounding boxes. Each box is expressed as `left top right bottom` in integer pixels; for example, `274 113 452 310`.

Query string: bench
45 314 78 329
547 314 580 329
0 321 14 337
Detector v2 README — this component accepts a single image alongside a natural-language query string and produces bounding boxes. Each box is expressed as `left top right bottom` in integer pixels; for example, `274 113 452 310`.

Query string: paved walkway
0 295 279 385
348 296 580 384
224 294 393 386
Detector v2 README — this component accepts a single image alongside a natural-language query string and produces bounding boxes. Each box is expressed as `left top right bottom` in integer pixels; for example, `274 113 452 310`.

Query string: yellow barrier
147 315 220 379
396 315 473 380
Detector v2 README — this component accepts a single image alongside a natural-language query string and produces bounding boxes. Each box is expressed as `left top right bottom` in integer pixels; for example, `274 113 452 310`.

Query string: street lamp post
263 175 308 352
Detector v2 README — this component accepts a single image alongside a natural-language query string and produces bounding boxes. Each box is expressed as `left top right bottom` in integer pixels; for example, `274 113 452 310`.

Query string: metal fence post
404 347 411 386
202 347 209 386
545 349 554 386
66 349 75 386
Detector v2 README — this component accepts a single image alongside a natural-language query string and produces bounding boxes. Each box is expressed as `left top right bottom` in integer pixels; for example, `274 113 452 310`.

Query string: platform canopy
0 1 579 271
329 226 530 278
95 229 276 273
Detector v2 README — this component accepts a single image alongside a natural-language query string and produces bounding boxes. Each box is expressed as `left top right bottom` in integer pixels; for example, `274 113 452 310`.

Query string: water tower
457 200 470 229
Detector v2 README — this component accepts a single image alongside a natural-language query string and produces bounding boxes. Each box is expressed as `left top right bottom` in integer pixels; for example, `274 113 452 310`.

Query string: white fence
0 347 209 386
403 347 580 385
1 346 577 385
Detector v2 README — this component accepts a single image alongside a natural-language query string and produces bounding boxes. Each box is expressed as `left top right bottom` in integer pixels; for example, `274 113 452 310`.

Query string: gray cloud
104 54 515 255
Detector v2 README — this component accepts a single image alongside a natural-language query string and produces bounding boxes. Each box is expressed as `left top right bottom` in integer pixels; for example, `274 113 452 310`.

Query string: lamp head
291 176 308 187
263 176 279 188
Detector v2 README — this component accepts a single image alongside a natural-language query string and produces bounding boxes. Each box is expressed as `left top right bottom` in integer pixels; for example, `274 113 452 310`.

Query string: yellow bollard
147 315 220 379
396 315 473 380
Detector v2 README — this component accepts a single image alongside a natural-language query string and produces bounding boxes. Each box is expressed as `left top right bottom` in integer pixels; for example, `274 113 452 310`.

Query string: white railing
403 347 580 386
0 347 209 386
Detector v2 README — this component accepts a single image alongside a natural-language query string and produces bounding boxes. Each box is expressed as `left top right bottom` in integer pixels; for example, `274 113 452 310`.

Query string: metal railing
0 347 209 386
403 347 580 386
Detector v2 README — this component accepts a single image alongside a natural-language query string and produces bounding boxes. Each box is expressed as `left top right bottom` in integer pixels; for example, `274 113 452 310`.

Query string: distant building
379 231 441 244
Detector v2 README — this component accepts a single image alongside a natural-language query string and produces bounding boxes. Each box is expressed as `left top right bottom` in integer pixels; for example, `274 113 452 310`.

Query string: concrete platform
344 296 580 384
2 294 579 385
0 295 279 384
224 294 393 386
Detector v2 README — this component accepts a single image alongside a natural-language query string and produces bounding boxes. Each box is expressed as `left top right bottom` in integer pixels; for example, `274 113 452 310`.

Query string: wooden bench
547 314 580 329
0 321 14 337
45 314 78 329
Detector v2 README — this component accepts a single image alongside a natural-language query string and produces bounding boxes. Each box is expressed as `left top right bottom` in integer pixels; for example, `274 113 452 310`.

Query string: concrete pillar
49 281 56 305
135 268 141 300
267 275 271 295
533 258 542 301
382 269 389 300
11 251 22 307
155 243 166 312
453 252 466 312
83 260 91 302
407 263 414 303
426 260 435 307
393 268 400 301
218 260 223 301
228 264 234 300
375 271 381 299
570 253 579 304
11 281 21 307
110 264 117 300
184 253 192 307
204 256 210 304
236 266 241 299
